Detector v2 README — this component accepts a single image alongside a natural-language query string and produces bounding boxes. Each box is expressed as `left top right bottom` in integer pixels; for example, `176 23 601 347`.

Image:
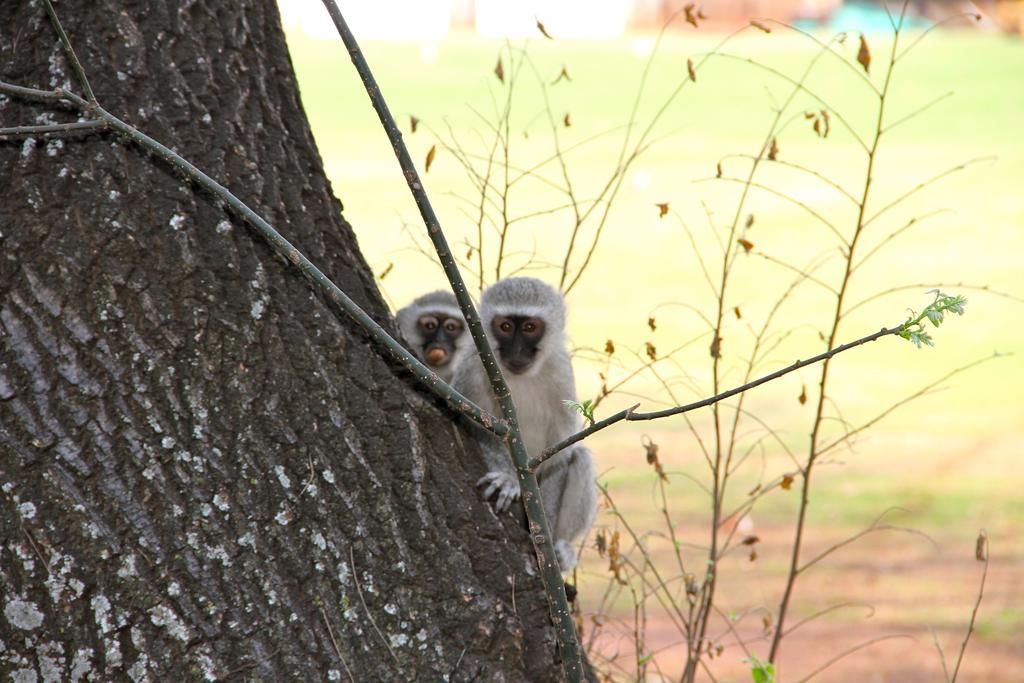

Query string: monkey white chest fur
451 277 597 572
504 362 577 466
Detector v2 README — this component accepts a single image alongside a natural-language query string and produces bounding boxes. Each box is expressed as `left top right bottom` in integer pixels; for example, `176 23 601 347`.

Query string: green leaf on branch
744 655 775 683
563 399 595 425
898 290 967 349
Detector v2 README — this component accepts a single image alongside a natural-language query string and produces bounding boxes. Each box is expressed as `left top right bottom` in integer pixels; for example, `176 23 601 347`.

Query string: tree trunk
0 1 562 679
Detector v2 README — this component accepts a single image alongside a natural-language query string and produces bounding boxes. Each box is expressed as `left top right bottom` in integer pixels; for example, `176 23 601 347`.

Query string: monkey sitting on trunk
452 277 596 572
396 290 469 384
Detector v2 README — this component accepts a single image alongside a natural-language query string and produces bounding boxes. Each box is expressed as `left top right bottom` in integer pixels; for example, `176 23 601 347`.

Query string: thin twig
320 606 356 683
932 627 951 683
0 80 65 100
793 634 913 683
815 353 1002 459
532 323 901 470
861 157 995 230
349 547 399 664
0 120 106 138
882 90 954 134
699 175 848 246
950 531 989 682
41 0 96 102
720 153 860 205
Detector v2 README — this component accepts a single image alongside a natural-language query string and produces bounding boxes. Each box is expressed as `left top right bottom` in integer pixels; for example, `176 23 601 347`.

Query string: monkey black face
491 315 546 374
417 314 464 368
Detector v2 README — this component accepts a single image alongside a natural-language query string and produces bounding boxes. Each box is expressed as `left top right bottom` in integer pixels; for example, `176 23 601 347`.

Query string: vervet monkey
451 277 596 572
396 290 469 384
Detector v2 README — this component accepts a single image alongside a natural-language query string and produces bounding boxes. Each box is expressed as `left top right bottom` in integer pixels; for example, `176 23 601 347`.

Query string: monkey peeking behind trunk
396 290 470 384
452 277 597 572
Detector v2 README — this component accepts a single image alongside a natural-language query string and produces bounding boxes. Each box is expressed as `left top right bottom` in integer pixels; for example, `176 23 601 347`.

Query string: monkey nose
426 348 449 365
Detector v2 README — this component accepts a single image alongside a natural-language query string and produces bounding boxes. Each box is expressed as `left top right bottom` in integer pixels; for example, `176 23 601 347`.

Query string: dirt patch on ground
577 520 1023 681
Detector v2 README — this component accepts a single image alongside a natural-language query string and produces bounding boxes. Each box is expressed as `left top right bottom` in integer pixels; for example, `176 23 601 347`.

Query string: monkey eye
444 319 462 334
500 321 513 333
521 318 544 337
419 315 438 332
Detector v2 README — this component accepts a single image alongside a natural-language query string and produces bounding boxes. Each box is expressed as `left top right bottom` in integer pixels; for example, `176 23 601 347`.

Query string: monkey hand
476 471 520 513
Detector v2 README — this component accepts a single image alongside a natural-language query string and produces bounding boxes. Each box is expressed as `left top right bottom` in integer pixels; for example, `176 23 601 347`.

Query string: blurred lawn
285 24 1023 678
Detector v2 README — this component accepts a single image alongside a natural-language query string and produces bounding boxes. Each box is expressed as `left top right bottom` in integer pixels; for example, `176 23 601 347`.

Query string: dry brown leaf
684 3 698 28
749 549 758 562
781 474 794 490
745 214 755 229
741 535 760 546
643 437 658 465
716 162 723 178
536 17 554 39
563 112 571 128
378 262 394 280
734 306 742 319
685 573 698 595
409 115 420 133
751 19 771 33
551 65 571 85
604 339 615 355
976 530 988 561
494 56 505 83
425 144 437 172
798 384 807 405
466 245 474 260
857 34 871 73
821 109 831 137
687 58 696 82
647 316 657 331
645 341 657 361
709 335 722 359
738 238 754 253
768 137 779 161
656 202 669 217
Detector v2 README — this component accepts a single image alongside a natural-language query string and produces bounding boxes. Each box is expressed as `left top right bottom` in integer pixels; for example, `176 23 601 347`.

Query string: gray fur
452 277 597 572
395 290 470 384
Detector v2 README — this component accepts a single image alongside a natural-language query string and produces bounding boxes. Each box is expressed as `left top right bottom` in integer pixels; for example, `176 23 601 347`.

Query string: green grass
285 28 1024 436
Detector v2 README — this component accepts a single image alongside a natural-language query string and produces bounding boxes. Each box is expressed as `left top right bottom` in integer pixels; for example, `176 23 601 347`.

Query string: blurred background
279 0 1022 679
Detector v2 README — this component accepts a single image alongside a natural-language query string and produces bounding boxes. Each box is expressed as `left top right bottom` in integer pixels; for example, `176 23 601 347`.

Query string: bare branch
793 634 913 683
861 157 995 230
0 120 106 138
531 323 901 469
882 90 954 134
42 0 96 102
951 531 989 682
700 175 849 246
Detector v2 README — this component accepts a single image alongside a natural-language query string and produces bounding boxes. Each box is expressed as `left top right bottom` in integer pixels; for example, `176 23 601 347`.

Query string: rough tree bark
0 1 564 680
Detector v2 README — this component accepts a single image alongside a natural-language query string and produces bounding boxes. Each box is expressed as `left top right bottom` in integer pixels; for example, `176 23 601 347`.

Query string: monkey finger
480 480 501 500
499 484 521 512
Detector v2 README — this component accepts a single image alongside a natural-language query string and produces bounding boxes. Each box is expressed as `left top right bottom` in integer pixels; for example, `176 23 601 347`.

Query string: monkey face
417 314 464 368
490 315 546 374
